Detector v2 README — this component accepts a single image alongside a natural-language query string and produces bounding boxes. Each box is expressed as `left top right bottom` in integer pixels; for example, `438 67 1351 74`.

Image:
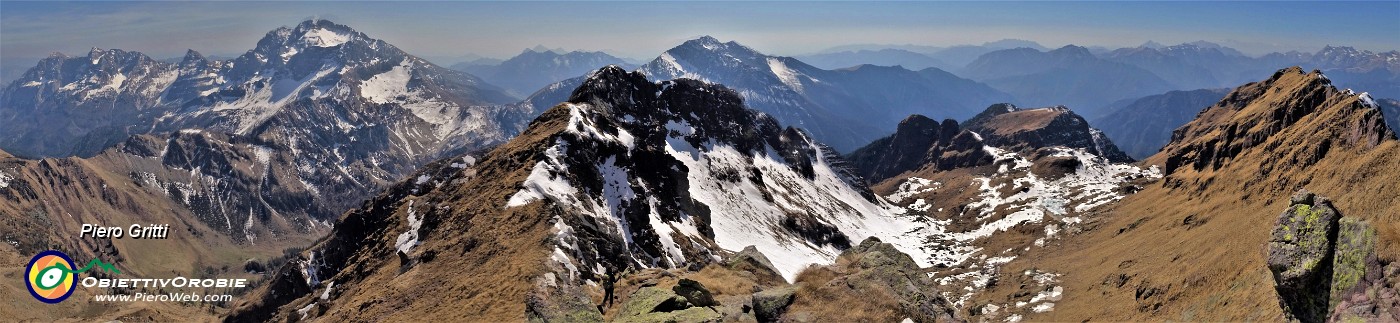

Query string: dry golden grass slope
226 107 575 322
0 155 226 321
984 67 1400 321
0 142 318 321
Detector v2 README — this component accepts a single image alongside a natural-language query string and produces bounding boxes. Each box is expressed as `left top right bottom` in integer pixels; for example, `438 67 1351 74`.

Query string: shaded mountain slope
1093 88 1230 159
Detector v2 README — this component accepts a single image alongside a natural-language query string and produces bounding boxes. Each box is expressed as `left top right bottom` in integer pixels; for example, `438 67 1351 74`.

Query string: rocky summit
845 114 989 183
962 103 1134 163
227 66 962 322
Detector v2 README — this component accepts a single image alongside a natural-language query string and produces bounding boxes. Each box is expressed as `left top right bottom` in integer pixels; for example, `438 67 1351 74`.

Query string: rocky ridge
968 66 1400 321
226 66 964 321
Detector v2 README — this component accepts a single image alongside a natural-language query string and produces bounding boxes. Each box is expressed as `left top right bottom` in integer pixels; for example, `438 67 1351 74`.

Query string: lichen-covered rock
728 246 785 286
1329 217 1376 310
775 237 961 322
751 286 797 323
1328 261 1400 323
614 286 721 323
1325 219 1400 323
526 273 606 323
618 287 679 317
1267 189 1341 322
673 279 718 307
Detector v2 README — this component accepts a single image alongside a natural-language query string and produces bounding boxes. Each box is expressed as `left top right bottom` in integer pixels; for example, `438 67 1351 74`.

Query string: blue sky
2 1 1397 65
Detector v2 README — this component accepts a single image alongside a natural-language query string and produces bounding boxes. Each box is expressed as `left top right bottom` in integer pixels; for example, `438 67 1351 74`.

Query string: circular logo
26 250 76 304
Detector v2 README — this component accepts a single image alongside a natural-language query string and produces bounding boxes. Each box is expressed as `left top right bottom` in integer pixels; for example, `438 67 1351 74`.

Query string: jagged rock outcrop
613 286 722 322
1159 67 1395 178
752 286 797 322
846 115 992 182
962 103 1134 163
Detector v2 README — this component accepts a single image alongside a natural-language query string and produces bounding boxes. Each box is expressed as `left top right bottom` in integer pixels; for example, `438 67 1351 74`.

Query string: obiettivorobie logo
25 250 120 304
24 249 248 304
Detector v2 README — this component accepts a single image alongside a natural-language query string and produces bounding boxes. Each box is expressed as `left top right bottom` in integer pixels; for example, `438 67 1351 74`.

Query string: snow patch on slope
661 129 936 282
302 28 350 47
394 200 422 254
361 61 411 104
767 58 804 92
507 139 577 208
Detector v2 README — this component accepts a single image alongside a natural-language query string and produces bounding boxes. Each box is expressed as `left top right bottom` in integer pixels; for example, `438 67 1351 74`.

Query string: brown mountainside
0 133 324 321
980 66 1400 321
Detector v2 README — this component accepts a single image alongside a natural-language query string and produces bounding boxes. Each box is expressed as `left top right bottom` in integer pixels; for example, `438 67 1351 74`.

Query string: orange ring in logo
26 250 76 303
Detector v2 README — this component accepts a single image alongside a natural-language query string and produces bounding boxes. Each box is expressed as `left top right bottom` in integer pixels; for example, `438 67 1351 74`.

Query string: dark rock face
1029 148 1084 181
849 102 1132 180
846 114 994 182
963 104 1135 163
846 115 938 181
555 65 869 272
1379 98 1400 137
1268 189 1342 322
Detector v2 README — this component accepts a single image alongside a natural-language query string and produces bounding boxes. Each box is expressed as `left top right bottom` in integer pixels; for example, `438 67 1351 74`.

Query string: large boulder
614 286 721 323
1267 189 1342 322
727 246 785 285
751 286 797 322
672 279 718 307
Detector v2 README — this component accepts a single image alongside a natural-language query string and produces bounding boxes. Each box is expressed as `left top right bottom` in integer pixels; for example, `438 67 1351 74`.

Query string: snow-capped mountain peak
1 19 527 243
